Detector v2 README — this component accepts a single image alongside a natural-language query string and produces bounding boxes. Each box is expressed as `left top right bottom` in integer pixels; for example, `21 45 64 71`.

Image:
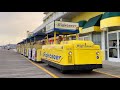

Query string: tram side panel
72 40 103 70
36 49 42 61
73 44 103 70
32 48 36 61
28 48 32 59
74 45 102 65
32 43 43 62
36 44 43 62
41 44 75 69
26 43 30 57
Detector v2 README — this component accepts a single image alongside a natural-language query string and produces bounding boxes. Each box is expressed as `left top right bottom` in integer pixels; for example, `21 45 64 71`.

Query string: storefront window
108 32 118 58
79 37 84 40
69 37 72 40
92 32 101 48
109 48 118 58
79 34 90 41
71 36 76 40
84 36 89 40
108 33 117 47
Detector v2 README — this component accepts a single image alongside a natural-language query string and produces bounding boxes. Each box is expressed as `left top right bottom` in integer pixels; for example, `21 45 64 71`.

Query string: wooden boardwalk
0 49 52 78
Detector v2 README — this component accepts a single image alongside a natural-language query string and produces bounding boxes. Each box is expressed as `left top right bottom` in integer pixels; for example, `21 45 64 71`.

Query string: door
108 32 119 61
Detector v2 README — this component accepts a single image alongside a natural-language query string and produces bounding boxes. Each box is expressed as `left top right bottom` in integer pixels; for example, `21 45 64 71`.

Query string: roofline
44 12 49 14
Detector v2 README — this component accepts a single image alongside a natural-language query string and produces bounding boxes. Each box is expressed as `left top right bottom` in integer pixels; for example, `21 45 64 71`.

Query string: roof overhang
80 14 102 34
100 12 120 29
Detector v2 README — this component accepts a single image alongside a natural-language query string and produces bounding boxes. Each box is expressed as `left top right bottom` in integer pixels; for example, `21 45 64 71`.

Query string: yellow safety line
22 55 120 78
25 57 59 78
93 70 120 78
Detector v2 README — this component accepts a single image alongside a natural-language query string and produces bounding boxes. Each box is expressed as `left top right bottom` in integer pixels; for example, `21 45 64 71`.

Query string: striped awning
80 14 102 34
33 32 46 37
78 20 87 27
100 12 120 29
78 20 87 33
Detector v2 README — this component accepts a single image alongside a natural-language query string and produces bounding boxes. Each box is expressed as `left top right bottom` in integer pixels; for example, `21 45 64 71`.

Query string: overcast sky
0 12 45 46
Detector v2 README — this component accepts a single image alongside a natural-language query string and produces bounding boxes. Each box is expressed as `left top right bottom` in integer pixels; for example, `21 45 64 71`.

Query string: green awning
83 14 102 29
101 12 120 20
100 12 120 29
77 20 87 27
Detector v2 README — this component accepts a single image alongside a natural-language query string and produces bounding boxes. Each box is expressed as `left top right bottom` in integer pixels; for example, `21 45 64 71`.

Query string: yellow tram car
31 32 46 62
41 21 103 73
28 38 34 60
26 42 30 57
24 38 31 57
17 20 104 73
17 33 46 62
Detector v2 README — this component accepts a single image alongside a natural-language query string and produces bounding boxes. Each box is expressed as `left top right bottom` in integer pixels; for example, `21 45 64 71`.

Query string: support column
101 31 105 60
54 32 56 44
47 34 49 44
76 34 79 40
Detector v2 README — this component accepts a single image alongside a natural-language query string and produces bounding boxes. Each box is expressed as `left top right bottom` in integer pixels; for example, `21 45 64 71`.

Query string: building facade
27 31 34 38
32 12 120 62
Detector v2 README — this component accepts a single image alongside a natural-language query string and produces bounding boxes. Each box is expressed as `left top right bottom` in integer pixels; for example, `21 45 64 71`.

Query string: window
79 37 84 40
92 32 101 48
71 36 76 40
68 36 76 40
79 35 90 41
84 36 89 40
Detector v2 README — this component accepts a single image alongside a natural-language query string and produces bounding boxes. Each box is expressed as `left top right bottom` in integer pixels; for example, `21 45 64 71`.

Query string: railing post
54 32 56 44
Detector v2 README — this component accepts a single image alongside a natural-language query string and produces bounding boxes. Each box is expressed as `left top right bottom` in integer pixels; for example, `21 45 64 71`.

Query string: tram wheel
34 59 37 62
84 69 93 73
60 69 68 74
47 64 53 68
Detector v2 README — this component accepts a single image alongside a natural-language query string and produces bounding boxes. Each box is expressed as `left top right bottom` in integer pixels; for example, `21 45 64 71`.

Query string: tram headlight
96 56 99 59
96 52 100 55
68 51 72 55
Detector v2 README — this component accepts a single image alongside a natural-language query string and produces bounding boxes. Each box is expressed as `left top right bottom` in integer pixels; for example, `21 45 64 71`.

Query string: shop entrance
108 31 120 62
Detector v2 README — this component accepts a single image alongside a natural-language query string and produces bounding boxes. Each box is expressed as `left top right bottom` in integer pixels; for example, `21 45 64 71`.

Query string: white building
32 12 120 62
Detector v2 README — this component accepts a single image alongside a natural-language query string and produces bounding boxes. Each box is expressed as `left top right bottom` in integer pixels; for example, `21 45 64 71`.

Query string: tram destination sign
55 21 79 30
46 21 79 32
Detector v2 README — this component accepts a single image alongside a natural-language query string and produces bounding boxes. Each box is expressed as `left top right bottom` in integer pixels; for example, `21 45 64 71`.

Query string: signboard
55 21 79 30
81 27 94 34
46 21 79 32
80 26 101 34
46 21 54 31
43 52 61 60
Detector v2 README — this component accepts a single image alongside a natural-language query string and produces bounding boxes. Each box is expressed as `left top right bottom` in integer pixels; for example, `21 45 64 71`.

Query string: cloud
0 12 45 45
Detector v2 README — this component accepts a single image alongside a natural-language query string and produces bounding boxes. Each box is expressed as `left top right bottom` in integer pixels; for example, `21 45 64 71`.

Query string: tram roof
33 32 46 37
46 29 79 35
19 32 46 43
